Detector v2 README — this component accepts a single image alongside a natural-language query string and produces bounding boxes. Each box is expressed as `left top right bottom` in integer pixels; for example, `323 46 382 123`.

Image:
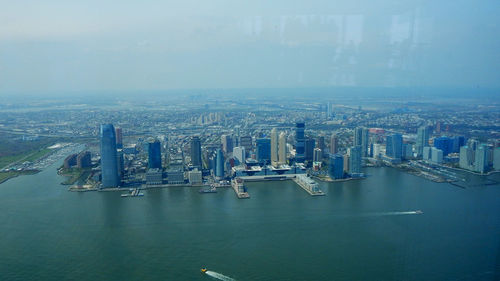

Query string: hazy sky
1 0 499 95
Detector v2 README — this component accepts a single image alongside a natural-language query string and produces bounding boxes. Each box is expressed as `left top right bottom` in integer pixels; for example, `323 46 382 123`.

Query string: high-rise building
64 154 77 169
329 154 344 179
493 147 500 170
330 134 338 154
434 136 454 156
233 146 245 165
239 135 253 151
115 127 123 149
349 146 362 174
403 143 413 159
215 149 225 179
452 136 466 153
295 122 305 163
270 128 279 166
76 151 92 168
423 146 432 161
304 138 316 161
416 126 430 157
354 127 369 157
431 147 443 164
459 146 474 169
148 139 162 169
313 148 322 162
256 138 271 164
278 132 287 164
100 124 120 188
373 143 381 159
474 145 488 173
386 133 403 160
117 149 124 179
316 136 325 153
354 127 363 147
343 154 349 173
190 136 202 169
221 135 233 154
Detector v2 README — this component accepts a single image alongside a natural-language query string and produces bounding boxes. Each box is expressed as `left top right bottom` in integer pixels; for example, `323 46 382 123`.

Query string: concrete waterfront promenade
69 174 325 197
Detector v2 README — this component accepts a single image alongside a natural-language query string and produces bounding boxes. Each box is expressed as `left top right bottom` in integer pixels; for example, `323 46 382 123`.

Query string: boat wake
360 210 423 217
205 271 235 281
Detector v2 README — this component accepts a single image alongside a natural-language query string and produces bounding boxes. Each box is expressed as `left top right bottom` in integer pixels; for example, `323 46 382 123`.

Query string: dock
232 178 250 199
293 175 325 196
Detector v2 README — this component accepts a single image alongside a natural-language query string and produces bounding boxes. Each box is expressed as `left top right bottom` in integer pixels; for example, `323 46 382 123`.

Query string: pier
293 174 325 196
232 178 250 199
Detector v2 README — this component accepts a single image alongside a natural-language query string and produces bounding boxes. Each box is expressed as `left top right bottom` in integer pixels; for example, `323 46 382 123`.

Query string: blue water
0 159 499 281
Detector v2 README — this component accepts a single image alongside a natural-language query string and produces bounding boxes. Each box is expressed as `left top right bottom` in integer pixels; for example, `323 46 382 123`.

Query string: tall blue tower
215 149 224 179
256 138 271 164
100 124 120 188
329 154 344 179
148 139 162 169
295 122 305 163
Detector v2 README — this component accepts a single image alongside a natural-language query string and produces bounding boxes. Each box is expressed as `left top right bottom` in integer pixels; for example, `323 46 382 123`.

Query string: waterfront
0 159 499 281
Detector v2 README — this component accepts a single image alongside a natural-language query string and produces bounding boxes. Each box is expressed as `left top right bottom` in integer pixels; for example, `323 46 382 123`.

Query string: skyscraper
295 122 305 163
416 126 430 158
329 154 344 179
434 136 454 156
474 145 488 173
304 138 316 161
100 124 119 188
386 133 403 160
148 139 162 169
313 148 322 163
330 134 338 154
233 146 245 164
190 136 202 169
239 135 253 151
117 149 124 179
256 138 271 164
316 136 325 153
278 132 287 164
459 146 474 169
355 127 369 157
215 148 224 179
349 146 362 174
221 135 233 154
115 127 123 149
270 128 279 166
493 147 500 170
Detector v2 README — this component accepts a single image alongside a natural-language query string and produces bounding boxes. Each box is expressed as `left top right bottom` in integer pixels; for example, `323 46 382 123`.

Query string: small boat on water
415 210 423 214
201 268 207 273
121 188 144 197
199 187 217 193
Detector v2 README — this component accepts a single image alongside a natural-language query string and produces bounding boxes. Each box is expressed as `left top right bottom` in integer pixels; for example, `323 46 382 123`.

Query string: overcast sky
0 0 499 95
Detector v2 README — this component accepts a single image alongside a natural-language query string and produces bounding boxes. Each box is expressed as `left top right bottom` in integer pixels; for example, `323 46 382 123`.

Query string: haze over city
1 0 499 95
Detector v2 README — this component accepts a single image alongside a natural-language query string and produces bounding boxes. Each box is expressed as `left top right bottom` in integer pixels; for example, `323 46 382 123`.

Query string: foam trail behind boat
361 211 422 217
205 271 235 281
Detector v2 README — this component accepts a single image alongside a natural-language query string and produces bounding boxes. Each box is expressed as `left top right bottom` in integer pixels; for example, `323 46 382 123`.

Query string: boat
415 210 423 214
121 188 144 197
199 187 217 193
201 268 207 273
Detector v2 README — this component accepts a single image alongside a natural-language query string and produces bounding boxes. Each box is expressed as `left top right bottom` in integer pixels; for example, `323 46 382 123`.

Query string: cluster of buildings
95 115 500 189
63 151 92 169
